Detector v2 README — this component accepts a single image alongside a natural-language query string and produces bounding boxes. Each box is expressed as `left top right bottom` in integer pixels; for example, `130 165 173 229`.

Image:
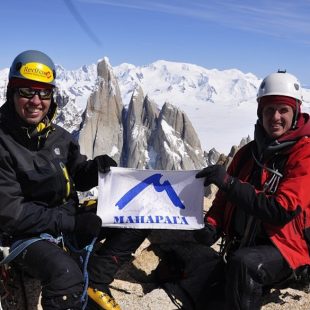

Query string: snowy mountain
113 60 310 153
1 58 310 154
78 59 206 170
114 60 260 154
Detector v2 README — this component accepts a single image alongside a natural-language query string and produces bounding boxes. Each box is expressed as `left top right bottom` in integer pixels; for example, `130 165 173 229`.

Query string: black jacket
0 100 98 241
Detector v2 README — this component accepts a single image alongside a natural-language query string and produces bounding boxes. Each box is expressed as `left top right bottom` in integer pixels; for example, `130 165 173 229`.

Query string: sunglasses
17 88 53 100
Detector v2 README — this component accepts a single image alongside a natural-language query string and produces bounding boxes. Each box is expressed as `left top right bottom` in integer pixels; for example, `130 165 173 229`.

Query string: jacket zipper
59 162 71 199
39 153 67 203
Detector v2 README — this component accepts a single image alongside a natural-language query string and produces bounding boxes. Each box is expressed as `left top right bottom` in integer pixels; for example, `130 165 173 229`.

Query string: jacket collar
0 99 57 149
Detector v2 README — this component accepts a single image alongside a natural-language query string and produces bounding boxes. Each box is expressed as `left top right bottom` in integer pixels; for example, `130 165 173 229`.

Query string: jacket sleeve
205 146 248 230
0 148 75 238
226 140 310 225
226 180 301 225
67 136 99 191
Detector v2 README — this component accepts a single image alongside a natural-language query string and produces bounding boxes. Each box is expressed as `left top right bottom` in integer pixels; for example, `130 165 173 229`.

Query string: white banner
97 167 205 230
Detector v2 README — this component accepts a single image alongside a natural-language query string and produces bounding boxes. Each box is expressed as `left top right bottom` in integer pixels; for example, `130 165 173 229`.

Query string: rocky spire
78 58 123 162
122 87 159 168
78 58 206 170
152 102 206 170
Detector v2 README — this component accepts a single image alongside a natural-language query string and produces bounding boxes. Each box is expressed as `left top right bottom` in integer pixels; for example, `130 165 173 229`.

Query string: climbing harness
221 150 287 262
0 232 97 310
0 233 64 266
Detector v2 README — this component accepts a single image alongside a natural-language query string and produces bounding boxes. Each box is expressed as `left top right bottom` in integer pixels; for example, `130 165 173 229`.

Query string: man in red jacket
191 70 310 309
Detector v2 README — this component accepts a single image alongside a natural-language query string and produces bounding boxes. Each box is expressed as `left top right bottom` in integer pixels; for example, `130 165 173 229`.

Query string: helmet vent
260 81 265 89
15 62 22 71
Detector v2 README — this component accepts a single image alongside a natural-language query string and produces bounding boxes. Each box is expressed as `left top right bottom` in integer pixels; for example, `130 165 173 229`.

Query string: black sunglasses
17 88 53 100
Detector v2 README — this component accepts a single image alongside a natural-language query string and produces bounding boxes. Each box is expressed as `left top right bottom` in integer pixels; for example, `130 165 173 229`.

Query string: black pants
225 245 292 310
13 228 149 309
186 244 292 310
13 240 84 309
88 228 149 291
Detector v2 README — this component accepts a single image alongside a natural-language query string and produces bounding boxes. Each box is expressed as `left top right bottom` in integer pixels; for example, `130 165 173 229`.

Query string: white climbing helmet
257 70 303 102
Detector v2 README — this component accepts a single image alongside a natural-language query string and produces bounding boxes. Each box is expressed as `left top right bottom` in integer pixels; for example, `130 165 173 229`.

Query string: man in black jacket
0 50 148 310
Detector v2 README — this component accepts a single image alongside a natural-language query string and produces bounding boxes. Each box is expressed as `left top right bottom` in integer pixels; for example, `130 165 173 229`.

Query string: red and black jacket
206 114 310 270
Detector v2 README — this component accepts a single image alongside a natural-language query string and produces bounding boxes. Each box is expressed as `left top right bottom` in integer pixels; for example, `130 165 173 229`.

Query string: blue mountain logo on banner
115 173 185 210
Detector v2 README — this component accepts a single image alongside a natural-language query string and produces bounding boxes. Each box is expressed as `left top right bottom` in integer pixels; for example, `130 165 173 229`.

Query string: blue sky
1 0 310 86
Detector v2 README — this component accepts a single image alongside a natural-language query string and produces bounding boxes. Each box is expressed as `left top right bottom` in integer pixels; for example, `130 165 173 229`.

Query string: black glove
196 165 234 191
193 223 219 247
194 223 220 246
95 155 117 173
75 213 102 238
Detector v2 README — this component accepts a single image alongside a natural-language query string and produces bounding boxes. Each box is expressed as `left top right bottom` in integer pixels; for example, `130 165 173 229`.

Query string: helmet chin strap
292 99 299 129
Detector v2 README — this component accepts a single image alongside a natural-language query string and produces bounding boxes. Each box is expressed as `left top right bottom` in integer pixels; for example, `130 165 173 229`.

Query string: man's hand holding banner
97 167 205 230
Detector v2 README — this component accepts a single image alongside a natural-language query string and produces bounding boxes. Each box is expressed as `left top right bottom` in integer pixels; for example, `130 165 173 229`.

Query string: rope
63 235 97 309
251 151 283 178
81 237 97 310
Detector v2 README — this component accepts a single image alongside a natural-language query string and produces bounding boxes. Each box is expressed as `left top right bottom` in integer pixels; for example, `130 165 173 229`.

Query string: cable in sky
63 0 102 47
